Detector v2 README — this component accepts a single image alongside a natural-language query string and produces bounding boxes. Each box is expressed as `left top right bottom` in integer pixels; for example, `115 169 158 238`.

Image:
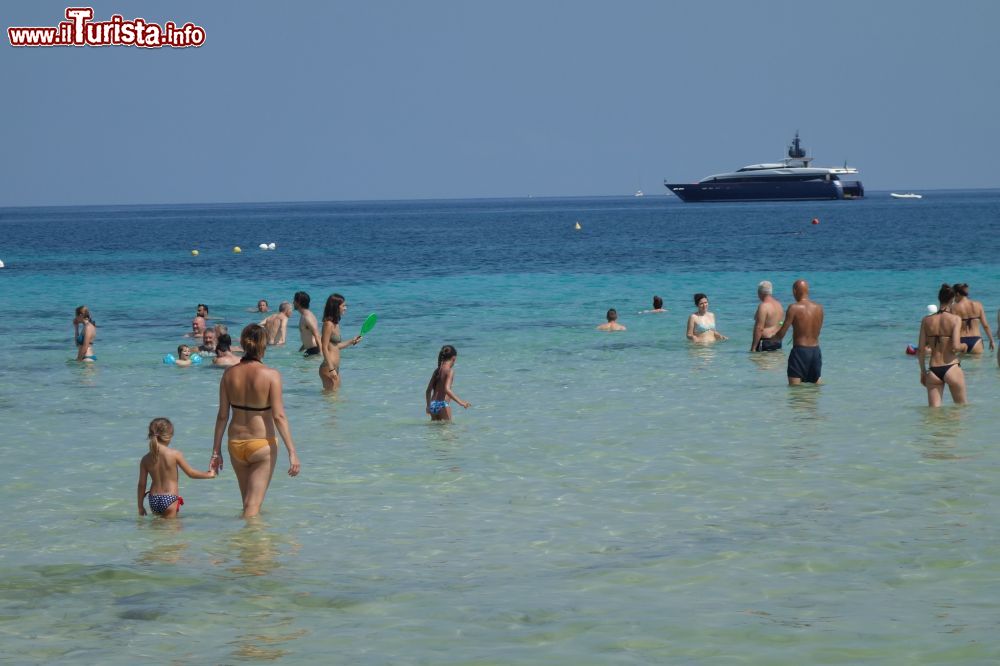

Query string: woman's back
922 311 962 365
951 297 982 333
222 361 275 440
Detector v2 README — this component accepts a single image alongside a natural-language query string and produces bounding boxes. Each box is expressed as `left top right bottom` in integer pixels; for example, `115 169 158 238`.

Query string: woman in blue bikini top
686 293 728 343
73 305 97 362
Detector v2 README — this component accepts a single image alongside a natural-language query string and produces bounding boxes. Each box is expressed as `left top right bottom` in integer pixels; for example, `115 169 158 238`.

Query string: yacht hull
665 179 864 202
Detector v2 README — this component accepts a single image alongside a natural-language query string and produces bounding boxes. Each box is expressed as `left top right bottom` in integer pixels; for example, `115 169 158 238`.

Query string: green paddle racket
359 313 378 338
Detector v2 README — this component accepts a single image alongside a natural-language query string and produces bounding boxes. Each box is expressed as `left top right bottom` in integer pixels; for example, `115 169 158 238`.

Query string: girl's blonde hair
147 417 174 462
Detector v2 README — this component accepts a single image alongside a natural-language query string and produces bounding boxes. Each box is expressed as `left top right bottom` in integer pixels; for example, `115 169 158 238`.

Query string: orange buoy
811 218 819 225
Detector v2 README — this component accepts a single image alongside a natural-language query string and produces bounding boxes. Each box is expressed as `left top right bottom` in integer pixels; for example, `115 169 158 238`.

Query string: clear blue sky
2 0 998 206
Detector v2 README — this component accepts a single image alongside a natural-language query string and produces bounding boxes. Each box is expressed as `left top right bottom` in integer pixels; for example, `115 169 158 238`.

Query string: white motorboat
890 192 922 199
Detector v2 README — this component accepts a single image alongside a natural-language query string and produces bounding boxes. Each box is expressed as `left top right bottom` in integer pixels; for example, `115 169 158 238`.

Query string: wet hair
758 281 773 296
323 293 345 324
177 344 190 356
216 334 232 353
197 303 209 314
147 417 174 463
258 299 268 309
430 345 458 392
75 305 96 327
606 308 618 321
240 324 267 361
212 323 227 336
279 301 293 314
693 293 708 306
952 283 969 298
293 291 310 309
938 283 956 305
652 296 663 309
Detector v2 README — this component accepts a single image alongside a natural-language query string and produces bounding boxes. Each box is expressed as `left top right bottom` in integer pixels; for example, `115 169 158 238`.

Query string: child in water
425 345 471 421
175 345 195 367
137 418 215 517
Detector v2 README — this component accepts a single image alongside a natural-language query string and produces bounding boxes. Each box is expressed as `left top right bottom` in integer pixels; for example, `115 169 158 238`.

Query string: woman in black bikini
319 293 361 391
211 324 300 517
918 284 968 407
950 283 994 354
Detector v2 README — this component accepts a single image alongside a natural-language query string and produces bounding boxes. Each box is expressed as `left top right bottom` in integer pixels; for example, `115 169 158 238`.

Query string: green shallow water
2 196 1000 662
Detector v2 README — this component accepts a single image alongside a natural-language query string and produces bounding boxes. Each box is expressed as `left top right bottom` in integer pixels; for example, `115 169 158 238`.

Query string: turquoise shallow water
2 194 1000 663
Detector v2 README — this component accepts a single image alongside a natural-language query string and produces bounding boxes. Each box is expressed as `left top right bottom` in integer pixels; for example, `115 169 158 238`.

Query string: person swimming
137 417 215 518
425 345 471 421
639 295 667 314
596 308 627 331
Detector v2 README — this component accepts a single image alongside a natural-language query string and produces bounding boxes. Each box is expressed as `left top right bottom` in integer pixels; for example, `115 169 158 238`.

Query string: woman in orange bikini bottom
227 437 276 462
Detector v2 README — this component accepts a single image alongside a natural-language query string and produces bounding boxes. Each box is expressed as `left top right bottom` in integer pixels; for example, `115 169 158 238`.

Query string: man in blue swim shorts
771 279 825 385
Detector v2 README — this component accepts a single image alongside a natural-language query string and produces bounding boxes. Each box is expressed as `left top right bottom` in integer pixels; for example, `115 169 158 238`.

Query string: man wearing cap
750 280 784 352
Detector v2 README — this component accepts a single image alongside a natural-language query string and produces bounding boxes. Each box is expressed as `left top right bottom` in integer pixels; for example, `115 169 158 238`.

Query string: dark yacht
664 133 864 202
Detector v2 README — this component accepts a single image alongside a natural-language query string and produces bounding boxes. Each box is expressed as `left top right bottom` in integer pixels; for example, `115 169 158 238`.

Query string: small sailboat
634 189 644 197
890 192 922 199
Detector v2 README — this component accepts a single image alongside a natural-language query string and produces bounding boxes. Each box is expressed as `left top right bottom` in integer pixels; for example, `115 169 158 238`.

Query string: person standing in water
211 324 300 518
425 345 471 421
213 334 241 367
750 280 784 352
772 279 824 384
137 417 215 518
319 293 362 391
950 283 993 354
686 294 727 343
262 301 293 346
918 284 968 406
73 305 97 362
294 291 321 357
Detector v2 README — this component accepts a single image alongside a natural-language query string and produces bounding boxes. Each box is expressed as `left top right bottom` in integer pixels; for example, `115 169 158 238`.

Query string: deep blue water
3 190 999 281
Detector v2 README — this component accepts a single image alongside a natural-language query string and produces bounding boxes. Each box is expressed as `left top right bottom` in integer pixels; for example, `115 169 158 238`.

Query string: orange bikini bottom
227 438 277 463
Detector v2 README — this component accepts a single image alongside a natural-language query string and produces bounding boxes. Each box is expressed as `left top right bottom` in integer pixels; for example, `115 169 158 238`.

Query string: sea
2 191 1000 664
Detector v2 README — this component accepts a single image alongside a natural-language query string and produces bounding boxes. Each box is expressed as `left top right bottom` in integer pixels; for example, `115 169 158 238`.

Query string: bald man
772 279 824 384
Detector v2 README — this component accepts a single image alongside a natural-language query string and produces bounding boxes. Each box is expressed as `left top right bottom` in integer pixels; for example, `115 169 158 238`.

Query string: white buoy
268 242 276 250
0 259 5 268
259 243 268 250
926 304 938 314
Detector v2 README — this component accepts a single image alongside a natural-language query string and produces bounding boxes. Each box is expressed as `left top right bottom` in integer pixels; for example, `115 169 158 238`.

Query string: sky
2 0 998 206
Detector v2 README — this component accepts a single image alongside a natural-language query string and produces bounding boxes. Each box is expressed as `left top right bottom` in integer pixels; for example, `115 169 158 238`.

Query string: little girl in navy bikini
137 418 215 518
425 345 471 421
